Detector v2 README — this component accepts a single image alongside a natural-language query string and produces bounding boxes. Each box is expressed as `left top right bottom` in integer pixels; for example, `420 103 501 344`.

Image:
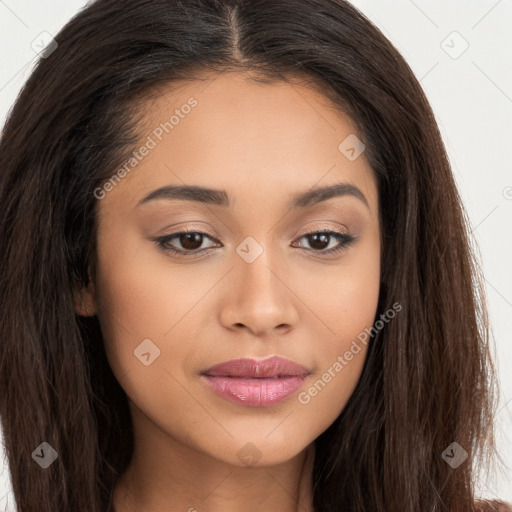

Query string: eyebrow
137 182 369 210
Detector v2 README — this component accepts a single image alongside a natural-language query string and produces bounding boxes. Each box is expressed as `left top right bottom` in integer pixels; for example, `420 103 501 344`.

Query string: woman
0 0 509 511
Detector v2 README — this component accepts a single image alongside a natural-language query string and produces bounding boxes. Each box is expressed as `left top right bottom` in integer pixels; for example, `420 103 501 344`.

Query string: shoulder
475 500 512 511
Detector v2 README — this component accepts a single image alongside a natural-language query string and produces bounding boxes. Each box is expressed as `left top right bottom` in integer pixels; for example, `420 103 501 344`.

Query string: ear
74 271 97 317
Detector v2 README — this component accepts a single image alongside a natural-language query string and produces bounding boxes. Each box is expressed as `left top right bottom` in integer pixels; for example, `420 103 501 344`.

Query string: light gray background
0 0 510 508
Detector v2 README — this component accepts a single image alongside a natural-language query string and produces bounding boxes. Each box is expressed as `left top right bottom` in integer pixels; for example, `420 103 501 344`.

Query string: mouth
200 356 311 407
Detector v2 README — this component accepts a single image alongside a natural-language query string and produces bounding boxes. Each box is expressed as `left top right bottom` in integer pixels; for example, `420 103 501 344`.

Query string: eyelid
299 223 350 235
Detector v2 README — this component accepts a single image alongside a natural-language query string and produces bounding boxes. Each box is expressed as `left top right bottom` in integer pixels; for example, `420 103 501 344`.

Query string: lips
200 356 310 407
202 356 310 379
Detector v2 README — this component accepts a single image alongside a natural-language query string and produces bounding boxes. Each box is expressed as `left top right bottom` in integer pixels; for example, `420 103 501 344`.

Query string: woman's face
78 72 381 467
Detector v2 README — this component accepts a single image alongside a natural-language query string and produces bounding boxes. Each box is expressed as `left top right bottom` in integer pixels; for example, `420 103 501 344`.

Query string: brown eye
154 230 219 256
175 232 205 251
294 230 356 254
305 233 331 250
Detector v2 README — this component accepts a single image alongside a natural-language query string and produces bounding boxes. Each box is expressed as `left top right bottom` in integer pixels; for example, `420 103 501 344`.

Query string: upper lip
201 356 310 379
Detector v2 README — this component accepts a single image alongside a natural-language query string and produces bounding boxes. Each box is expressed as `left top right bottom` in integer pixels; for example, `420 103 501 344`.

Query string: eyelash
152 227 357 258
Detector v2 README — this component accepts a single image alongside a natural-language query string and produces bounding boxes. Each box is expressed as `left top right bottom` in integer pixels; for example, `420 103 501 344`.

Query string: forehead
140 71 361 150
100 71 378 217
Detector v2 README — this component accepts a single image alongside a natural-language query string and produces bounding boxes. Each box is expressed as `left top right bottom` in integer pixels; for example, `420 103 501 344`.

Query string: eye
292 229 357 255
153 228 219 257
152 228 357 257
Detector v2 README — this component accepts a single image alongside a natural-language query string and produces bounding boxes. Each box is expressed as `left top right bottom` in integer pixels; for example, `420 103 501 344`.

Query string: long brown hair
0 1 508 511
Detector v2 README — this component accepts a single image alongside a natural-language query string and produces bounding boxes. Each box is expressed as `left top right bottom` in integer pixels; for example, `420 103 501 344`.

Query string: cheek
329 250 380 345
293 234 380 435
92 224 222 399
304 228 381 352
92 227 176 378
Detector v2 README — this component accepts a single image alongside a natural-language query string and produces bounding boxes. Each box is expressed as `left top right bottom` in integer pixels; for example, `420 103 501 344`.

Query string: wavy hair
0 1 508 511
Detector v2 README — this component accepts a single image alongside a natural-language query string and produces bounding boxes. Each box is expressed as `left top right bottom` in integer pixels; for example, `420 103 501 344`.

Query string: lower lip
201 375 307 407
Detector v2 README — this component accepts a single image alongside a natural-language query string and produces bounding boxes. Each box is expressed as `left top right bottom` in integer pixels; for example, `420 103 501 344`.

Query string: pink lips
201 356 310 407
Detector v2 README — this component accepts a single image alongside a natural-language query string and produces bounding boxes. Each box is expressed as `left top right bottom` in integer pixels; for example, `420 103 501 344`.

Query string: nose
219 250 299 339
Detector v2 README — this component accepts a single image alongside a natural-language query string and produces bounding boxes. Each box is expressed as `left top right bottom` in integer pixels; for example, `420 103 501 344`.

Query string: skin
75 72 381 512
